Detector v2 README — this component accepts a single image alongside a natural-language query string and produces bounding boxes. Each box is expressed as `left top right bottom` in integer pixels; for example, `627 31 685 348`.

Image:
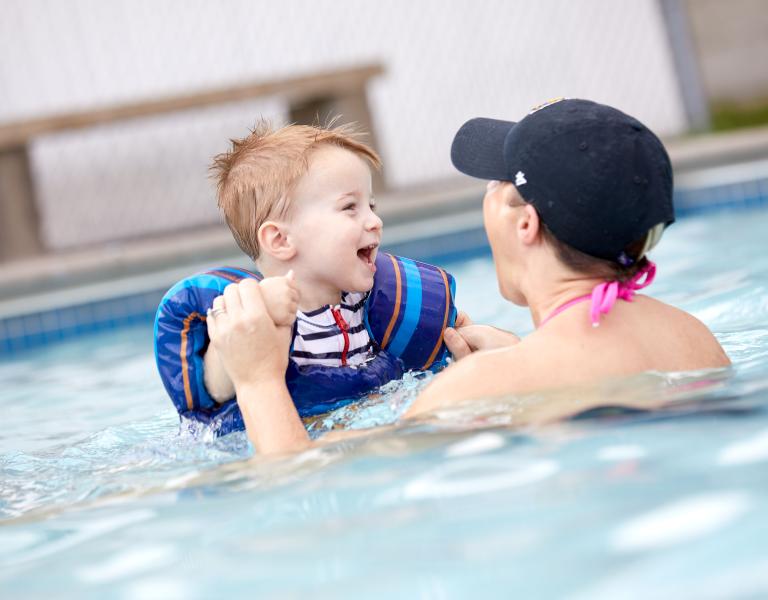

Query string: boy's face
286 145 383 299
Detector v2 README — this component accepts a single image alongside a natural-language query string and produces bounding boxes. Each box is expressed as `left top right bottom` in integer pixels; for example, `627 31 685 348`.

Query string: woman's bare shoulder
641 297 731 367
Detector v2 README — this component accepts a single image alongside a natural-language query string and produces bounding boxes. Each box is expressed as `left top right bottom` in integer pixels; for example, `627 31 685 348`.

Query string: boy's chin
344 275 375 293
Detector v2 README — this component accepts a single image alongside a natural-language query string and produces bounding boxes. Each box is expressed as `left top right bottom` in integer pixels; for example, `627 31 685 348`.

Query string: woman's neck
526 278 603 328
516 255 604 328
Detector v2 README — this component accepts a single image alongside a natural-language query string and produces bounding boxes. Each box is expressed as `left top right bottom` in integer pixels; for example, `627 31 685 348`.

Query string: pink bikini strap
589 261 656 327
538 294 592 328
538 261 657 328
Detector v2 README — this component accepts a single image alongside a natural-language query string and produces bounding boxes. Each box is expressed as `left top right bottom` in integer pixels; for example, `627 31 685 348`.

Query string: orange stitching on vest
181 311 205 411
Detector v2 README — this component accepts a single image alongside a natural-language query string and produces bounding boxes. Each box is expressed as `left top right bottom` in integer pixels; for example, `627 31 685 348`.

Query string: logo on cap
528 97 566 114
515 171 527 186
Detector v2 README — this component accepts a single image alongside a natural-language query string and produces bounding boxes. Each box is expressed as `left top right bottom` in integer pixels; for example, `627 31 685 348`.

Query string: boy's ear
258 221 296 260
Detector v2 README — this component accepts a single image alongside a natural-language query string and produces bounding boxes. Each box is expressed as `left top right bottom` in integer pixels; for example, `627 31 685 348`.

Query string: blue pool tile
57 306 79 330
40 310 60 335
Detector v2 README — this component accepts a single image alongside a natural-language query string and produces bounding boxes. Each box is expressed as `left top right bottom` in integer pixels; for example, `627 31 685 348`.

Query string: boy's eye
369 199 377 212
343 202 356 211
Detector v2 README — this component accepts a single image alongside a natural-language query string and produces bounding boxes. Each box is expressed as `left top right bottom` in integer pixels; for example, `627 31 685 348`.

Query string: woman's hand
206 273 299 389
443 311 520 360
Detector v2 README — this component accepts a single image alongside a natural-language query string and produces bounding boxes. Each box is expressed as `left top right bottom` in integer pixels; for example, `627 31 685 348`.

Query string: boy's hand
443 310 521 360
259 271 300 327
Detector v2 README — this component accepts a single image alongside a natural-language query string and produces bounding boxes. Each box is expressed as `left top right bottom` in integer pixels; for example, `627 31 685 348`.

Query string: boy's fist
259 270 300 327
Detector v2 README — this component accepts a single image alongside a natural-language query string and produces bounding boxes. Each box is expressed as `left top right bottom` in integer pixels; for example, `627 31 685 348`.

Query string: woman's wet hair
539 220 649 283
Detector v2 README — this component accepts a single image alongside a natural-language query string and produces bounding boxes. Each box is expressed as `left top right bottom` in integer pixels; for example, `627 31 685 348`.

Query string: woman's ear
517 204 541 246
258 221 296 261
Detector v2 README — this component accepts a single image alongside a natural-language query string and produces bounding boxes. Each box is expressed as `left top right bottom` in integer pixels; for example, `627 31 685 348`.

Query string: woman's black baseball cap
450 98 675 262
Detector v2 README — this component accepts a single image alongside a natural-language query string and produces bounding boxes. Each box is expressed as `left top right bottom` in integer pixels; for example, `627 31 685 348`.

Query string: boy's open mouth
357 243 378 272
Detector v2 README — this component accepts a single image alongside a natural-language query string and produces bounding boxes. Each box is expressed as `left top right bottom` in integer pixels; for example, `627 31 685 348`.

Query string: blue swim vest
154 253 457 436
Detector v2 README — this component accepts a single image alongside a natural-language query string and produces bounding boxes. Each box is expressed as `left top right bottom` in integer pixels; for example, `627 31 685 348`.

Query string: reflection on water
1 209 768 598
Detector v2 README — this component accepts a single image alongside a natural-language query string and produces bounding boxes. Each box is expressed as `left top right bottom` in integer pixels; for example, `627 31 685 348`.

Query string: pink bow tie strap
589 261 656 327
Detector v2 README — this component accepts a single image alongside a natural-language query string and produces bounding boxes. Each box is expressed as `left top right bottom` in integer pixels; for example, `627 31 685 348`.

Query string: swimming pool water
1 208 768 599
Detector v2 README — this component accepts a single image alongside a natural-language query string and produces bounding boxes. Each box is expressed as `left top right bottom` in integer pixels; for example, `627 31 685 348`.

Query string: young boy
203 121 384 402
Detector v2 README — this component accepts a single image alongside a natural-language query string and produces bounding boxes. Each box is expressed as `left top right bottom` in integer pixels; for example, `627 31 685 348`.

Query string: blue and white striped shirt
290 291 375 368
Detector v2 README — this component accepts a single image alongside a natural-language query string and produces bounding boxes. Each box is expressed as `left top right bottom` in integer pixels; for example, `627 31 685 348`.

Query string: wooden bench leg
0 146 43 262
289 89 386 192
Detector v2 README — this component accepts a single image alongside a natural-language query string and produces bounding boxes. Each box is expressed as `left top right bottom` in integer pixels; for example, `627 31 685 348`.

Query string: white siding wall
0 0 687 249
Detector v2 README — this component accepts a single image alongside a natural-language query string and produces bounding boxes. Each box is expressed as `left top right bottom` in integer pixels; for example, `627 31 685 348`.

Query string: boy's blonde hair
211 120 381 261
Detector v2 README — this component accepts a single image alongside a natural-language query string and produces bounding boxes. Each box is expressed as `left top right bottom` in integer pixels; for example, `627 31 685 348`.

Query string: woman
208 99 731 454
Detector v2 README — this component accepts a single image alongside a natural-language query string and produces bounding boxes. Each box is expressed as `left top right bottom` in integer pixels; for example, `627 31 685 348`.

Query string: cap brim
451 117 517 180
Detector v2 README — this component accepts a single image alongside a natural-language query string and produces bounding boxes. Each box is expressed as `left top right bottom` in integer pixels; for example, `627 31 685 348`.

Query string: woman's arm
235 379 311 454
207 278 310 454
403 343 540 418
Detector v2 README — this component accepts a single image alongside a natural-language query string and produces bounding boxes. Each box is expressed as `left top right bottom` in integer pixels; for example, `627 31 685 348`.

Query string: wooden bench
0 63 385 262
